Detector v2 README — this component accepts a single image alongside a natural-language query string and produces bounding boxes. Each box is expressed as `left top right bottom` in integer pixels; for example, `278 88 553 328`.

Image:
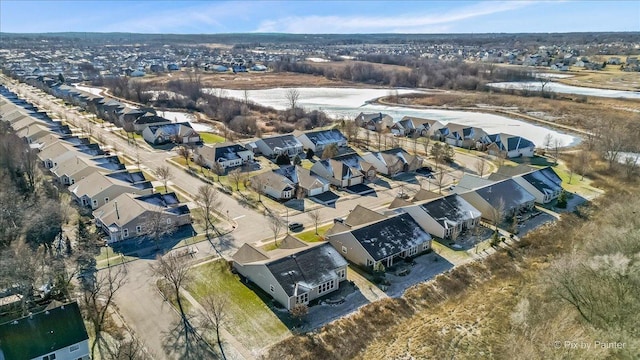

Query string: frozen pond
487 81 640 99
207 87 580 147
158 110 215 132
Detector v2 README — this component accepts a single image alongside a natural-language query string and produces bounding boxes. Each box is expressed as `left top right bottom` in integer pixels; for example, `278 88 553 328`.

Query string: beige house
232 237 348 310
310 158 364 188
93 192 192 243
361 148 423 177
51 155 125 185
455 177 536 222
69 171 154 209
400 194 482 240
327 212 432 270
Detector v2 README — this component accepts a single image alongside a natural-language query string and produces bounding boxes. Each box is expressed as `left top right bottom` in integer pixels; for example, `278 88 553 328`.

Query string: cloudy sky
1 1 638 34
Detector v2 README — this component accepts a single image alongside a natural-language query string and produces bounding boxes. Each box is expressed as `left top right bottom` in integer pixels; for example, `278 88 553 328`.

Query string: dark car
416 166 434 178
288 222 304 232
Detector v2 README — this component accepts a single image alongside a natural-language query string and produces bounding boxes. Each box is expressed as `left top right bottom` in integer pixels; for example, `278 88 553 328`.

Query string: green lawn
200 132 225 144
187 261 290 350
295 223 333 242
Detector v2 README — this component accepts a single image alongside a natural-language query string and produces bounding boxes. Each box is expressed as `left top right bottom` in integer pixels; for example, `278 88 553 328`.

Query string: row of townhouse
25 77 201 145
0 85 193 245
192 129 425 204
357 113 536 158
230 163 564 310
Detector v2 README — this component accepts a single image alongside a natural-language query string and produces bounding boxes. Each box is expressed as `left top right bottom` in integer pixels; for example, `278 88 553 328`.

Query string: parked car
288 222 304 232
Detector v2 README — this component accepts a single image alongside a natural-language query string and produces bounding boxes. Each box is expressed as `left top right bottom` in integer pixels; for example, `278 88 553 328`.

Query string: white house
194 143 254 169
400 194 482 239
232 238 348 310
253 134 303 158
295 129 348 153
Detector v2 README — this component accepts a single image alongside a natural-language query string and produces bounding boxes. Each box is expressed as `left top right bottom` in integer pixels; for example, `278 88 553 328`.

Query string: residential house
400 194 482 239
69 171 154 209
362 148 423 177
252 171 296 200
331 153 377 182
355 112 394 132
232 237 348 310
484 133 535 158
0 301 90 360
101 99 125 123
194 142 254 170
142 122 200 145
253 134 303 158
132 113 172 133
310 158 364 188
441 123 487 149
38 141 103 169
454 176 536 223
295 129 348 153
93 192 192 243
327 212 432 270
273 165 330 197
391 116 443 137
51 155 125 185
490 166 563 204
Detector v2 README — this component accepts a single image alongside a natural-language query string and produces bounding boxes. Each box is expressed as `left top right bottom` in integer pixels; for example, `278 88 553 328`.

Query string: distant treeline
2 31 639 48
271 57 531 90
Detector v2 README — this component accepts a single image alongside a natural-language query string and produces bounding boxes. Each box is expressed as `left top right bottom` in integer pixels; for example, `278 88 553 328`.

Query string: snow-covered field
206 87 580 146
74 84 103 96
533 73 575 79
487 81 640 99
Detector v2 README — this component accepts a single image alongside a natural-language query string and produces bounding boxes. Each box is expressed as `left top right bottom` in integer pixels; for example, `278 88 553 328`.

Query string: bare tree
228 168 244 191
431 142 444 170
211 162 224 182
83 265 127 359
599 122 627 170
475 158 487 177
250 175 266 202
422 135 431 156
543 133 553 155
195 184 221 241
285 88 300 112
267 213 285 245
342 119 359 143
177 146 192 168
623 155 639 180
150 254 194 349
141 208 177 250
113 336 151 360
553 138 563 165
155 165 173 193
434 170 447 194
307 209 321 235
199 294 228 360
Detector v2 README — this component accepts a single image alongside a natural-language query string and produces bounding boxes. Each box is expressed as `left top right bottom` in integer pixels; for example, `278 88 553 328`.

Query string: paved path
347 269 388 302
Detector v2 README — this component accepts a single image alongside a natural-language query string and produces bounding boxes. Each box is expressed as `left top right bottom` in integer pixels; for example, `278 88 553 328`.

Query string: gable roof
418 194 481 228
298 129 347 147
348 213 432 261
69 171 152 198
259 134 302 151
454 173 496 192
521 168 563 196
487 133 535 151
0 301 88 359
92 192 188 228
344 204 386 227
265 242 347 297
473 179 536 212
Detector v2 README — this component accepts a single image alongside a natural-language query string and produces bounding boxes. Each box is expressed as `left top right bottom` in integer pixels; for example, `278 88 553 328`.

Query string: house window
341 246 347 254
70 344 80 352
366 258 374 267
296 292 309 304
336 269 346 280
407 246 418 257
318 280 335 295
92 199 98 207
167 218 172 225
123 228 129 238
42 354 56 360
136 225 142 234
270 284 274 293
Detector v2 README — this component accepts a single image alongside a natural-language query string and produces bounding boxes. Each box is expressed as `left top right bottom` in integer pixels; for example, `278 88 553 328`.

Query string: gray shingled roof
266 243 347 297
350 213 432 261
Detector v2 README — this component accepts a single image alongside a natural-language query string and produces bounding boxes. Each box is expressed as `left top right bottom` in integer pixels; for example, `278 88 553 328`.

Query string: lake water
206 87 580 147
487 81 640 99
